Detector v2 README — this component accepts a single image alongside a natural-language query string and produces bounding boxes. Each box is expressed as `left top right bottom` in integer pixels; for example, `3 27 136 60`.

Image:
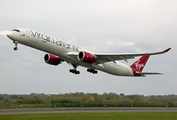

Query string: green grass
1 107 177 110
0 112 177 120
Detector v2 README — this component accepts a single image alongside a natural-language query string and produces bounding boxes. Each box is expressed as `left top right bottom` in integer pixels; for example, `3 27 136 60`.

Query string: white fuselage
7 28 134 76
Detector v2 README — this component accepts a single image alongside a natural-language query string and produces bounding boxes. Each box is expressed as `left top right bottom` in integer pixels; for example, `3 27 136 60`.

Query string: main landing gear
69 64 80 74
13 41 18 51
69 69 80 74
87 68 98 74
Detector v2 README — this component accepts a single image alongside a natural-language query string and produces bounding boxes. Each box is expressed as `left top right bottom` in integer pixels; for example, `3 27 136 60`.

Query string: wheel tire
14 47 18 50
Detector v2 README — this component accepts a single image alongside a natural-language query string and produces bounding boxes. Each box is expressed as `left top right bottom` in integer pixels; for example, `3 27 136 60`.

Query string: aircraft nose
6 32 13 39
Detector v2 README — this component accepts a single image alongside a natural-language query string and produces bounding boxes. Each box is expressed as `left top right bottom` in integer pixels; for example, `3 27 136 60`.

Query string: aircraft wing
67 48 171 64
94 48 171 63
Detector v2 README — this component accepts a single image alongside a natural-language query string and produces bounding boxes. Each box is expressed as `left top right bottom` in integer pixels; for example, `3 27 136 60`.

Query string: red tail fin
130 55 150 72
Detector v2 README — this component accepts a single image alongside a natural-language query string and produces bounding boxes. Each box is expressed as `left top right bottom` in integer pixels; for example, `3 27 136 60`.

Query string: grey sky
0 0 176 95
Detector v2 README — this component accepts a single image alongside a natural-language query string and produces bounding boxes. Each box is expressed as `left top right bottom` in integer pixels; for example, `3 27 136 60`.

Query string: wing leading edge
95 48 171 63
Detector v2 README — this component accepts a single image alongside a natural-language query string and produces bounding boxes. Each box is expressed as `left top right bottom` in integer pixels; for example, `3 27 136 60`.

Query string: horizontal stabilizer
136 72 163 76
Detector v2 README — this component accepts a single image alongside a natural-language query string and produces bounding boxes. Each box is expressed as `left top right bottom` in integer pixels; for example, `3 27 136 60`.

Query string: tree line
0 92 177 108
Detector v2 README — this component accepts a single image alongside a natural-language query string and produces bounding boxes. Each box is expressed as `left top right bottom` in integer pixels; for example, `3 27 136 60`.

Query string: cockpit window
12 29 20 32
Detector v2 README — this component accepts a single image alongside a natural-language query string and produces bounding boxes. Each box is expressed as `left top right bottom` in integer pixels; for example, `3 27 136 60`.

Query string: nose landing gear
13 41 18 51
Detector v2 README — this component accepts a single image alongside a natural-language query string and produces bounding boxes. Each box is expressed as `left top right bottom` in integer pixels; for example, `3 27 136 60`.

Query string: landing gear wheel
87 68 98 74
69 68 80 75
69 64 80 75
69 69 73 73
13 41 18 51
14 47 18 51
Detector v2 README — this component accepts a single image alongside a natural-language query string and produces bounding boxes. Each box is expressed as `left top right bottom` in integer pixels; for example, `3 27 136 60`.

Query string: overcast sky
0 0 176 95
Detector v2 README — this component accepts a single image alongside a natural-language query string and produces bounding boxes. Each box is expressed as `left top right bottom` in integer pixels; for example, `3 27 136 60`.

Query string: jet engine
78 51 95 63
44 54 60 65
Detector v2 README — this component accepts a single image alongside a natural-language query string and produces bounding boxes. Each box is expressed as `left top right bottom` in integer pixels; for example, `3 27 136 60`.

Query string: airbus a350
6 28 171 77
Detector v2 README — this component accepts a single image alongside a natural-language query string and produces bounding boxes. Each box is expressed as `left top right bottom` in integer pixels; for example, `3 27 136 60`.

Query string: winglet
163 48 171 53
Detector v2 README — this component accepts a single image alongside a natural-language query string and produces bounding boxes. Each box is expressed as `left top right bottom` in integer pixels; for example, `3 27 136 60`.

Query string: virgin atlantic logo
135 60 144 72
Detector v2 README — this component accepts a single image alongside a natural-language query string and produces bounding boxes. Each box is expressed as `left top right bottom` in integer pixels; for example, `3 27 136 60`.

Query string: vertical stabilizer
130 55 150 72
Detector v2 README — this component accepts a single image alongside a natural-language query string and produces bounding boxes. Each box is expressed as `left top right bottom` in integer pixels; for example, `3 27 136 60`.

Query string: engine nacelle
78 51 95 63
44 54 60 65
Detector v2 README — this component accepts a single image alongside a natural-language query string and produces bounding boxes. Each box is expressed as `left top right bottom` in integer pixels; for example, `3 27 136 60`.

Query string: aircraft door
26 30 30 37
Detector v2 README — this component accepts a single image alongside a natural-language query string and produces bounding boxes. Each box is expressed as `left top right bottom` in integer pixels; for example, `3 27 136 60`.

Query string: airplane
6 28 171 77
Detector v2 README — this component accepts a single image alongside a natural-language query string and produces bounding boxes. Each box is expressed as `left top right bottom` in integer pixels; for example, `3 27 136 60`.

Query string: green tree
16 96 24 100
3 98 11 103
132 98 140 106
166 101 175 107
11 95 18 99
82 95 88 102
89 96 95 103
0 96 3 100
16 96 24 104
